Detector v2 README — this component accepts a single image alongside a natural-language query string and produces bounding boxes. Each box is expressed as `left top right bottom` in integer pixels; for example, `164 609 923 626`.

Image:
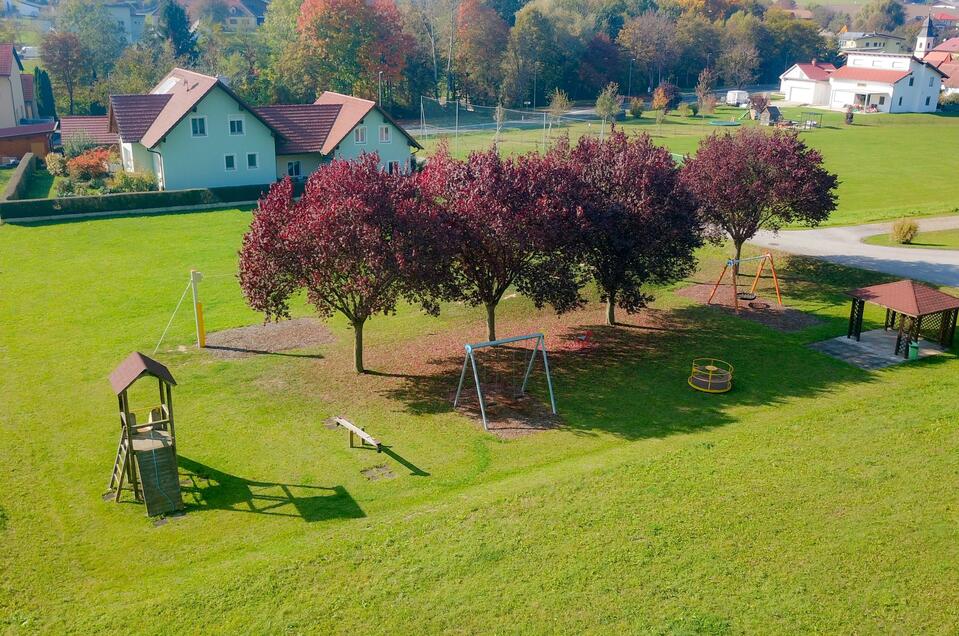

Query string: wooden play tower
107 352 184 516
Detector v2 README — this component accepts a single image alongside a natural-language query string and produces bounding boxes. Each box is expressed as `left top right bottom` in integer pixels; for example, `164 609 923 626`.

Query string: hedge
0 181 305 222
0 153 37 202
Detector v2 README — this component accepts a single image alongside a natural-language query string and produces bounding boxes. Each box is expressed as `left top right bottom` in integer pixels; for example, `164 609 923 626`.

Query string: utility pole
378 71 383 104
627 58 635 98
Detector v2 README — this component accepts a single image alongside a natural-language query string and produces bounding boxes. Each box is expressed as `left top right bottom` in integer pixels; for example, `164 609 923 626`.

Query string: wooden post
767 254 783 307
707 263 729 306
190 270 205 348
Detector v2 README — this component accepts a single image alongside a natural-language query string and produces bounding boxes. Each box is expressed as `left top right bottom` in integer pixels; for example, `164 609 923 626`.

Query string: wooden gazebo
847 280 959 358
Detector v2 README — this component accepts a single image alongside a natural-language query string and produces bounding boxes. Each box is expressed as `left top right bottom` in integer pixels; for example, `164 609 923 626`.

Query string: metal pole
378 71 383 105
453 347 470 408
542 111 547 148
454 98 459 155
190 269 205 348
627 58 634 98
469 350 489 430
539 336 557 415
520 338 539 394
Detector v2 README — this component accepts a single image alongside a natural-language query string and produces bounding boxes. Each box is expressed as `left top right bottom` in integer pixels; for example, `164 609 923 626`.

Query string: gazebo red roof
848 280 959 317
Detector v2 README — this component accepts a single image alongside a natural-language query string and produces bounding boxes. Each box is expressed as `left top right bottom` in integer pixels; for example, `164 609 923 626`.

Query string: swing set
707 253 782 311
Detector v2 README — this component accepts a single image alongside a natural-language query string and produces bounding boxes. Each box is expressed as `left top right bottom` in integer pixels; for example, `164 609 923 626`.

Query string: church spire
915 14 937 57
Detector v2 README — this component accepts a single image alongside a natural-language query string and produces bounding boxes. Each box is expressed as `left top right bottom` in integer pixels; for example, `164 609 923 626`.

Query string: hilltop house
838 31 910 54
61 68 421 190
779 24 945 112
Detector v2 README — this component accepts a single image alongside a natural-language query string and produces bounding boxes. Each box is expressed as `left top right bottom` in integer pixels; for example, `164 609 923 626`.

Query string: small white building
778 60 836 103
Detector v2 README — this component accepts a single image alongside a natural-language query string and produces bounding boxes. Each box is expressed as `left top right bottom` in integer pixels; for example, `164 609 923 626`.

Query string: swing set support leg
768 253 783 306
707 264 728 305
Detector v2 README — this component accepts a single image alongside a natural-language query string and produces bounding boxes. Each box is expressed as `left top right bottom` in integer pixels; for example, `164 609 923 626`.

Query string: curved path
751 216 959 287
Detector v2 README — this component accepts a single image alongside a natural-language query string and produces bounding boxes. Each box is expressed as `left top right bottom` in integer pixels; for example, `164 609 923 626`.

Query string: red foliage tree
419 144 584 341
238 154 447 373
556 130 702 325
682 128 838 275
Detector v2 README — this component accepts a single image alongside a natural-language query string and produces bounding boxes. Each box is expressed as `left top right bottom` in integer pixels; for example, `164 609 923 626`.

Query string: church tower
915 15 937 58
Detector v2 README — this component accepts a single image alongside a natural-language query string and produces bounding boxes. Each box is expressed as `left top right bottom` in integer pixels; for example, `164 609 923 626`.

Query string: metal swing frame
453 333 557 431
707 252 783 311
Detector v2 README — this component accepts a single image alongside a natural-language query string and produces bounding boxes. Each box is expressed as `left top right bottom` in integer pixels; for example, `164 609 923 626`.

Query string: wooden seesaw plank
331 417 381 452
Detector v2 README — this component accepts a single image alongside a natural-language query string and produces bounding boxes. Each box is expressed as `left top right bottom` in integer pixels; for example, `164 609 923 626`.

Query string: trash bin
908 342 919 360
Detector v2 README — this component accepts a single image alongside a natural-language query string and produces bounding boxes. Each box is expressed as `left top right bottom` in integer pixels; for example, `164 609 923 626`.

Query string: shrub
66 148 111 181
655 109 666 126
748 93 770 113
46 152 66 177
63 131 96 159
891 218 919 244
700 95 718 115
652 83 679 112
55 178 76 198
109 171 159 193
628 97 644 119
677 102 693 118
939 92 959 112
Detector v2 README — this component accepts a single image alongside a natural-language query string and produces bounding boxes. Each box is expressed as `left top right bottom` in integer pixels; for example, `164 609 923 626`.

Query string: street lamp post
378 71 383 104
627 58 635 99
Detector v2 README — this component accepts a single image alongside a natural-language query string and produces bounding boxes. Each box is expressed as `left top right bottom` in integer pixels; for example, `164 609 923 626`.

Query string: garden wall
0 153 37 202
0 181 305 222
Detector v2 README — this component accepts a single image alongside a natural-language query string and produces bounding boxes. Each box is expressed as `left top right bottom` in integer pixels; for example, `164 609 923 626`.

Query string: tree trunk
352 318 365 374
606 292 616 326
485 302 497 342
733 240 744 286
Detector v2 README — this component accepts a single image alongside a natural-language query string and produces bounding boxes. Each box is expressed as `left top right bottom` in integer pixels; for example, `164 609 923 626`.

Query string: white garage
779 60 836 106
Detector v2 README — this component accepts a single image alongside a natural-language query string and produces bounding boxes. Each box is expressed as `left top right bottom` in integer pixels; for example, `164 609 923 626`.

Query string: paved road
751 216 959 287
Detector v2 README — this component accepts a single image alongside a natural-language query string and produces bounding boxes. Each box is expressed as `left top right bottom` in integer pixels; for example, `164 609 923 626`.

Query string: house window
354 126 367 144
224 154 236 171
898 97 903 106
878 96 885 105
926 96 931 105
287 160 301 177
191 116 207 137
379 125 391 143
929 77 934 87
247 152 258 169
387 160 400 174
908 77 914 87
229 116 245 136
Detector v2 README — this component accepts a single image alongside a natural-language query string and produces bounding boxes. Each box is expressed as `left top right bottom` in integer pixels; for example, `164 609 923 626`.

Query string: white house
837 31 909 54
829 51 944 112
779 25 947 112
778 60 836 103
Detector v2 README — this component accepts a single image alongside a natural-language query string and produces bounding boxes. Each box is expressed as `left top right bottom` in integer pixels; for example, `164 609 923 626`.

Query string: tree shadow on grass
177 456 364 522
381 301 877 442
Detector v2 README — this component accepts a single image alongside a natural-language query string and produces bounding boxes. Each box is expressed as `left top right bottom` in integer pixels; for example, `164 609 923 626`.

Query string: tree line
31 0 920 118
239 128 837 373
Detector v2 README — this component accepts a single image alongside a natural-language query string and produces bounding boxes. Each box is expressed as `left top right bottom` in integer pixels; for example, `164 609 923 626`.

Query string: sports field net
419 96 607 153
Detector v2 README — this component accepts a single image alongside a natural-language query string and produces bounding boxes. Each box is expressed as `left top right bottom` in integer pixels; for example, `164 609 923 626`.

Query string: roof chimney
811 58 817 66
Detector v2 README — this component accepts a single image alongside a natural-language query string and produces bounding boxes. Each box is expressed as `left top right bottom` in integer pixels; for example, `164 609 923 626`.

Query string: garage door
788 86 813 103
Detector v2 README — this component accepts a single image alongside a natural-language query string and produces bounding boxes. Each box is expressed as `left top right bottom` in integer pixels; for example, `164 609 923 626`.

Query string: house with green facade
80 68 421 191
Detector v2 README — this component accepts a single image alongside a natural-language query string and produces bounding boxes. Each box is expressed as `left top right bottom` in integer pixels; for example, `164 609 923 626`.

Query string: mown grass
865 227 959 250
20 170 57 199
419 106 959 227
1 209 958 633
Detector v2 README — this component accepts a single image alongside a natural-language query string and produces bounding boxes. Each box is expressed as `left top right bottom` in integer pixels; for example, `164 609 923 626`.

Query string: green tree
41 31 89 115
104 41 179 97
56 0 127 78
718 42 759 88
35 68 56 119
156 0 198 61
617 12 676 94
499 7 562 106
855 0 904 32
595 82 620 137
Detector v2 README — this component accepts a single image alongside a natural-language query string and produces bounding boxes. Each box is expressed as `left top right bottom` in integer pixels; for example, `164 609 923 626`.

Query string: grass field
419 106 959 227
2 208 958 633
865 227 959 250
21 170 58 199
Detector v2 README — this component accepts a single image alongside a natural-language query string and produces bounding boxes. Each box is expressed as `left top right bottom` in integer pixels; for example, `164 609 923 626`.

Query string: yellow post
190 270 205 348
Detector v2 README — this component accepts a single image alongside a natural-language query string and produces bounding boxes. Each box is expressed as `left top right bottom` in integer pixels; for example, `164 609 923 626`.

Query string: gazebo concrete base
810 329 949 370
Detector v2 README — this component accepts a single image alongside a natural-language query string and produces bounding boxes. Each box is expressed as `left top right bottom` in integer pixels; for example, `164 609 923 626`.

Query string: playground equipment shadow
177 456 364 523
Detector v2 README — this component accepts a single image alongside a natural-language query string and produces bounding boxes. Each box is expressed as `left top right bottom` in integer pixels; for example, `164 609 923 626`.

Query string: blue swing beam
453 332 557 431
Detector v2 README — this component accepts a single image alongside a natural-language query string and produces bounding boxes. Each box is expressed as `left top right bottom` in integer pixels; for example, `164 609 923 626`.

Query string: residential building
778 60 836 103
179 0 266 30
0 120 55 158
62 68 422 190
105 2 148 43
838 31 910 54
60 116 120 146
0 45 28 128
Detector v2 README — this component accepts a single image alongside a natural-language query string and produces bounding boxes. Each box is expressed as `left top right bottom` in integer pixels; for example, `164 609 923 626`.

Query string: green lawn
0 167 13 192
2 209 958 632
864 227 959 250
21 170 58 199
420 106 959 227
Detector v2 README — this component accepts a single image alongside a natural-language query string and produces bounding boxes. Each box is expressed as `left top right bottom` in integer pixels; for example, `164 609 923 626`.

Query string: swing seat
575 330 594 350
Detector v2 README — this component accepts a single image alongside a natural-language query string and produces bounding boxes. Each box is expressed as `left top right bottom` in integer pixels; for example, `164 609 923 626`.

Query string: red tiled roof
795 62 836 81
0 121 54 140
925 51 955 67
20 73 33 102
0 44 22 76
253 104 341 154
940 62 959 88
60 116 119 145
932 12 959 21
830 66 910 83
109 94 172 143
933 37 959 53
849 280 959 317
